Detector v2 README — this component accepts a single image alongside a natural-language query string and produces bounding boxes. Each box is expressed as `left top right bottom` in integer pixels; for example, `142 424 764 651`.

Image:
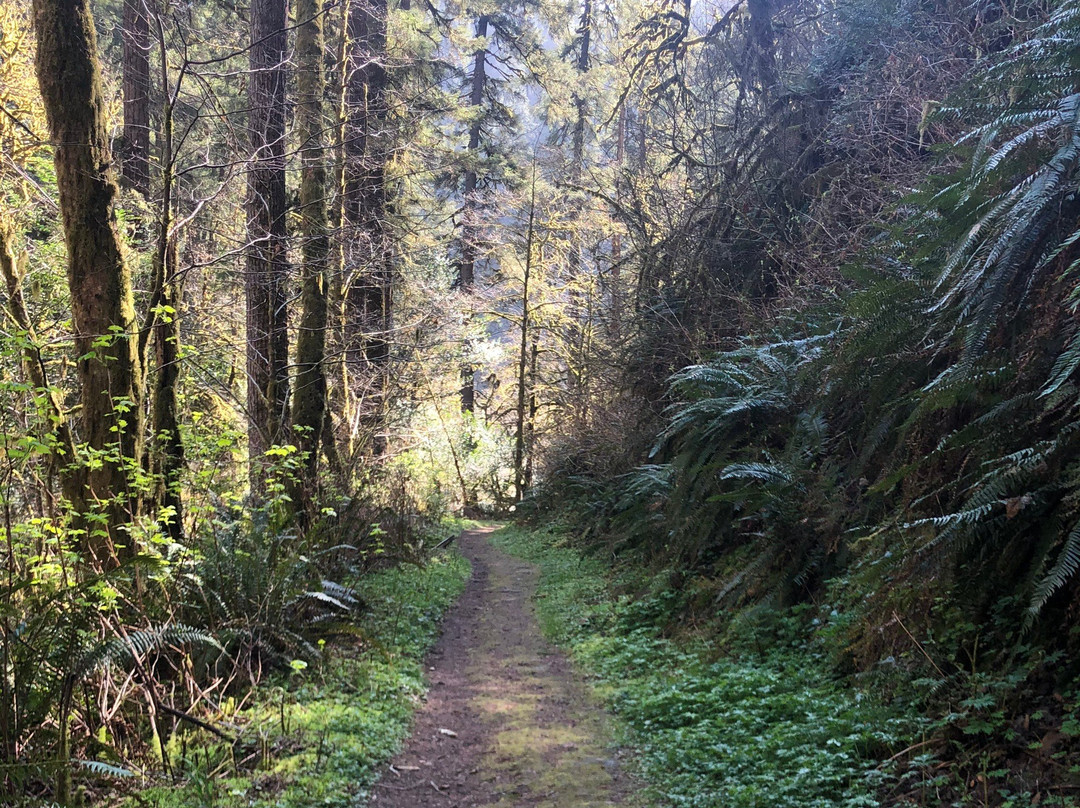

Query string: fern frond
1028 521 1080 620
75 625 221 679
1042 330 1080 397
77 760 136 778
719 462 797 487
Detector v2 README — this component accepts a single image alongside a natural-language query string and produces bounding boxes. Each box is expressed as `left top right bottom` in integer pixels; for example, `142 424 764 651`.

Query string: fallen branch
158 704 238 743
433 533 458 552
879 738 938 766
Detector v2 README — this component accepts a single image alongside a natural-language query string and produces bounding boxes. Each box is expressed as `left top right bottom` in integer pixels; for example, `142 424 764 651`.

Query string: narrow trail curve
370 527 637 808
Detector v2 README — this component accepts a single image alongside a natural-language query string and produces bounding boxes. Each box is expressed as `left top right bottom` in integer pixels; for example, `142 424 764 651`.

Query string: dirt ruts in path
370 527 636 808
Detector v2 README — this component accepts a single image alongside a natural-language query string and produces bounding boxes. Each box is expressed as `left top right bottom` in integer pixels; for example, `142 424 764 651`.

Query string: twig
891 610 946 679
880 738 938 766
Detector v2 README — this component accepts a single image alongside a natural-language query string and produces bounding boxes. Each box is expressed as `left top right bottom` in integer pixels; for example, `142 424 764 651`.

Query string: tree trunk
150 240 184 542
327 0 351 463
610 102 624 338
148 27 183 542
246 0 290 482
292 0 330 506
343 0 392 454
459 14 488 414
120 0 151 195
570 0 592 182
513 177 536 502
31 0 144 565
746 0 778 103
524 340 537 489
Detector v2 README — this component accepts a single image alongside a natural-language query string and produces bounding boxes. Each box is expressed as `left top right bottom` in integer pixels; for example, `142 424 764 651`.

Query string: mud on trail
370 527 637 808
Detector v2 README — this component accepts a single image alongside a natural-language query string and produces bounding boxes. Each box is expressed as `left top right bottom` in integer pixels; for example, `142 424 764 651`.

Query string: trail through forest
370 527 636 807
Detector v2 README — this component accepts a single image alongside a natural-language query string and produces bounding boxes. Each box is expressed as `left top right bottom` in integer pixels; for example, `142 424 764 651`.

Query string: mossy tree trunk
31 0 144 566
292 0 329 508
246 0 290 484
150 239 184 540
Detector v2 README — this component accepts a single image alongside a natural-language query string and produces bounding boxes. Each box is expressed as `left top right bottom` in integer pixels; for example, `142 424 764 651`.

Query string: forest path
369 526 636 808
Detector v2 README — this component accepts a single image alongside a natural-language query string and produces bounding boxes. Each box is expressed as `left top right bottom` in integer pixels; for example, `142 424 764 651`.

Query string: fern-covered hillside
510 0 1080 801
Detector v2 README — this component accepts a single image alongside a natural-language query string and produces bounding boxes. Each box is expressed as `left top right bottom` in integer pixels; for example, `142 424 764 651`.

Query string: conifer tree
293 0 330 498
120 0 151 195
246 0 290 476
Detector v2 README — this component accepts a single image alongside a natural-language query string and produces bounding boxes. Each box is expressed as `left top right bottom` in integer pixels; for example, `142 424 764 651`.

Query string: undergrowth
491 524 919 808
122 550 469 808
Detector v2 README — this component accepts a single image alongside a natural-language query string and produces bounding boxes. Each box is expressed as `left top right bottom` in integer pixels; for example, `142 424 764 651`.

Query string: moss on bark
31 0 144 565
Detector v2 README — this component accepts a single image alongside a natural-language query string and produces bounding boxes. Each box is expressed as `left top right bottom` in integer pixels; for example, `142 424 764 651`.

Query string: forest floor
369 526 638 808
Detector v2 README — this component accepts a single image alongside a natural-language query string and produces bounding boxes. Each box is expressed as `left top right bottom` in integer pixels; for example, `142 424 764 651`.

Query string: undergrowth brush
123 550 469 808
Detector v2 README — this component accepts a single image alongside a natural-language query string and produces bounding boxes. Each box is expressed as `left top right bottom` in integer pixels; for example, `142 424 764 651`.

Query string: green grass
491 524 916 808
124 550 470 808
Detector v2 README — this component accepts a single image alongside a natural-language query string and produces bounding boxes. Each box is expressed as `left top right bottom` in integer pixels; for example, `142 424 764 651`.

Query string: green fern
76 760 135 779
1028 521 1080 620
74 625 221 679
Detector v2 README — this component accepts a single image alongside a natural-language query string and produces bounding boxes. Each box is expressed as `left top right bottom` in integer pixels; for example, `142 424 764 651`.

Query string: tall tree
147 21 183 541
513 170 537 501
31 0 144 564
570 0 592 181
458 13 488 413
120 0 151 195
292 0 330 498
342 0 392 453
245 0 290 475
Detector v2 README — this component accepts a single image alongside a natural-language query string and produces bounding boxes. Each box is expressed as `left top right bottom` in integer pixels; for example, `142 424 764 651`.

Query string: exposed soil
370 527 637 808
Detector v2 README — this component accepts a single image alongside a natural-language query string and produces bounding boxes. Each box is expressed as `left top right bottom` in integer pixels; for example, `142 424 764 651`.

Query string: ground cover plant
491 525 918 808
501 512 1080 805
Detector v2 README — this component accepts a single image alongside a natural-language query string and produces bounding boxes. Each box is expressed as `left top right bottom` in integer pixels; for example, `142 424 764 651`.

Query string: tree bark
292 0 330 505
148 24 183 542
120 0 151 195
31 0 144 565
246 0 290 482
459 14 488 414
343 0 392 454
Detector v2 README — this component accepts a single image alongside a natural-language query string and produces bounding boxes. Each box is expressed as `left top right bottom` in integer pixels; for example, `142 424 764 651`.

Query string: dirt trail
370 527 635 808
